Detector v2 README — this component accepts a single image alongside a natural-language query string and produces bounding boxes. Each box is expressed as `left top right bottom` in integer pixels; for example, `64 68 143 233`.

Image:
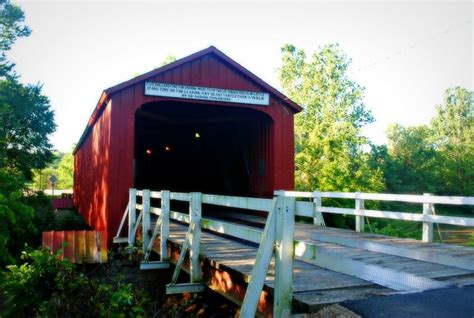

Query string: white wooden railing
275 190 474 243
114 188 474 317
114 188 319 317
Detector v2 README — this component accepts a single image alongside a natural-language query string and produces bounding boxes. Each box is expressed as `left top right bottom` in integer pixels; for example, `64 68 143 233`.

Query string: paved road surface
343 286 474 318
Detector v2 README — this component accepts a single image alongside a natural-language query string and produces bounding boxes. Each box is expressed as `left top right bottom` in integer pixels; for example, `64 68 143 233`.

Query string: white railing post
161 190 170 261
142 189 151 251
355 192 365 233
313 191 325 226
128 188 137 246
240 198 278 318
190 192 202 283
422 193 434 243
274 195 295 317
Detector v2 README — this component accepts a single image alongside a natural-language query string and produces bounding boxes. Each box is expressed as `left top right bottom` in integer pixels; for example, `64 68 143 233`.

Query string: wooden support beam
161 190 170 261
355 194 365 233
169 224 192 285
240 198 277 318
166 283 205 294
313 192 325 226
113 237 128 244
190 192 202 283
274 196 295 317
114 205 129 239
128 188 137 246
423 193 434 243
142 190 151 251
140 261 170 270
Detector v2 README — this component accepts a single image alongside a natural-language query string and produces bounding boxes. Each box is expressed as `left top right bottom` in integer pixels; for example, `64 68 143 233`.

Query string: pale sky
9 1 473 152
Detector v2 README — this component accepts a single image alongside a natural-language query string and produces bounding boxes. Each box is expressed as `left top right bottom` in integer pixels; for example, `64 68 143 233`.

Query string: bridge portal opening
134 101 273 197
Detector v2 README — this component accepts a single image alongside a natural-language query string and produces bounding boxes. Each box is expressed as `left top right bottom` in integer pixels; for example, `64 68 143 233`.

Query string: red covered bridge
73 46 302 245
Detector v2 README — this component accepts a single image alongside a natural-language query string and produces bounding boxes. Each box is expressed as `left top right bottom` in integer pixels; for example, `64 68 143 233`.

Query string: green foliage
279 44 384 194
370 220 422 240
31 167 56 191
1 248 70 317
431 87 473 195
56 152 74 189
0 79 56 180
384 124 440 193
379 87 473 196
23 191 55 234
0 0 31 78
1 247 150 318
0 170 36 266
32 151 74 190
159 54 177 67
0 168 57 266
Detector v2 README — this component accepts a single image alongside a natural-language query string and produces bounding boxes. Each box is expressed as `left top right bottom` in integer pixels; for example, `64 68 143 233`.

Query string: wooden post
355 193 365 233
142 190 151 251
128 188 137 246
422 193 434 243
240 198 277 318
189 192 202 283
274 196 295 317
161 190 170 261
313 191 325 226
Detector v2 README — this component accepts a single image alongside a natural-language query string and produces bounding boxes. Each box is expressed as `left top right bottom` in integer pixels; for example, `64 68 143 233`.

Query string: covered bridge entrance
73 46 301 245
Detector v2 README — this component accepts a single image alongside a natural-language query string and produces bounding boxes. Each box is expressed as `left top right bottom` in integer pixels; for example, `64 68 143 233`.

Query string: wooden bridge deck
152 216 474 313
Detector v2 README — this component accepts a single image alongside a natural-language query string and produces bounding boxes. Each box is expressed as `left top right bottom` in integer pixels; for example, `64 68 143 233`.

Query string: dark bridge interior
134 101 272 197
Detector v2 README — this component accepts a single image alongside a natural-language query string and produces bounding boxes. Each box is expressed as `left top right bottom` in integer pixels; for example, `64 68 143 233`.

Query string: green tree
0 80 56 179
32 168 56 191
0 0 31 78
159 54 177 67
431 87 473 195
56 152 73 189
279 44 383 193
384 124 439 194
0 1 57 265
0 169 37 265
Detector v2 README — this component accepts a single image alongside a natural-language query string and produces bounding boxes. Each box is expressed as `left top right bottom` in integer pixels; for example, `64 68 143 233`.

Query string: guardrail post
128 188 137 246
422 193 434 242
355 192 365 233
240 198 277 317
142 189 151 251
274 195 295 317
161 190 170 261
190 192 202 283
313 191 325 226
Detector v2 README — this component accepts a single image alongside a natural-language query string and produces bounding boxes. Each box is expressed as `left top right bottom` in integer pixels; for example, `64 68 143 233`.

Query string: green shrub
370 220 422 240
1 247 151 318
23 191 55 233
0 188 37 265
1 248 67 317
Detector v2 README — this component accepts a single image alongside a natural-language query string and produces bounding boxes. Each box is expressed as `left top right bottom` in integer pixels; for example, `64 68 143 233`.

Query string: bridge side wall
74 100 112 244
76 52 296 246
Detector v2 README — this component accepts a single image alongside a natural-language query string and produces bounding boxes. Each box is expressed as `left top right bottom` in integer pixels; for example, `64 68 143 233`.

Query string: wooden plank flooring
156 216 474 312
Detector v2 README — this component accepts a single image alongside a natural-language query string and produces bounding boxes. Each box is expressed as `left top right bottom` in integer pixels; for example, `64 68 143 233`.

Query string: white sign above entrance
144 82 270 106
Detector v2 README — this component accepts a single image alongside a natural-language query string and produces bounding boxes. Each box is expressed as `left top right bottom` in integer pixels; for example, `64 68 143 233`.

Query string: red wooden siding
74 47 300 246
74 100 112 244
42 231 107 263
